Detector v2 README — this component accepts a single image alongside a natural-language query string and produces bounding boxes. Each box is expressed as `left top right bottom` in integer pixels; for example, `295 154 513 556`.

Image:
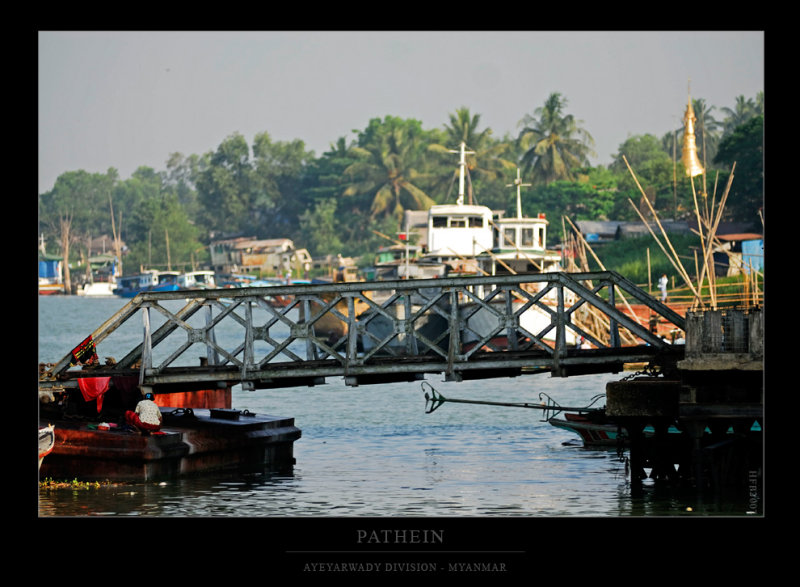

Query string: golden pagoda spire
681 85 704 178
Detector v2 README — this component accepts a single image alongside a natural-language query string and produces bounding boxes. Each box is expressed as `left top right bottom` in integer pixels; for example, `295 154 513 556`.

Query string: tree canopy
39 91 764 277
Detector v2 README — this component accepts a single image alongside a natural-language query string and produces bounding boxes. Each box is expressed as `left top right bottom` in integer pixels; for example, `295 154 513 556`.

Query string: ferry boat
113 270 181 297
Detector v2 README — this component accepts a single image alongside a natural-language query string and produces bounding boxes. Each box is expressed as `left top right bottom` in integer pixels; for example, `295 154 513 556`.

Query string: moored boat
178 270 217 290
113 270 181 297
38 424 55 469
38 366 301 481
79 281 117 297
422 143 495 273
463 167 578 348
548 410 761 448
77 254 120 297
38 408 300 481
39 255 65 295
548 412 633 447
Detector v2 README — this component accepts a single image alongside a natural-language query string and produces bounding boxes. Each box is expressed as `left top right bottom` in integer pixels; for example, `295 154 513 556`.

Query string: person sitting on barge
124 392 163 433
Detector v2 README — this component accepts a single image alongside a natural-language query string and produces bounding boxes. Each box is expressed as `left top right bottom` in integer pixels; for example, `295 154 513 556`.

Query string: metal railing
40 271 686 391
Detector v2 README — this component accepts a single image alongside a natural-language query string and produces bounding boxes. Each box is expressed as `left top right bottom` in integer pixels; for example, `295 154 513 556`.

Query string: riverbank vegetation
38 92 763 284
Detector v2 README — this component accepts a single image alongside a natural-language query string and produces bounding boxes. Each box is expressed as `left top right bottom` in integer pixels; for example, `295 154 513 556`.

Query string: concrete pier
605 308 763 495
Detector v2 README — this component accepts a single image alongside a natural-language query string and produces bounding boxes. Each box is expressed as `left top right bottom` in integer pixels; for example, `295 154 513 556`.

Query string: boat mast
449 142 475 206
507 168 531 219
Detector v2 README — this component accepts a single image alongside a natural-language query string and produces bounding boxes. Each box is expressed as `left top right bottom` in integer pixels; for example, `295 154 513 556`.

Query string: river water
37 295 759 519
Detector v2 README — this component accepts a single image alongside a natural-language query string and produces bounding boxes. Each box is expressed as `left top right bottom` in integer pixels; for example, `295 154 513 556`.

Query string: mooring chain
621 361 661 381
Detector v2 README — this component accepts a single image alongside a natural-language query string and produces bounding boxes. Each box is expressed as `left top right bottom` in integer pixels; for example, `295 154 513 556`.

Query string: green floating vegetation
39 477 116 490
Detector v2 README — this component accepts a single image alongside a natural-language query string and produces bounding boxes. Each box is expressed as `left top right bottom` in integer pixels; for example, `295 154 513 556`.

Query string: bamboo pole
690 175 715 306
623 155 702 304
693 163 736 309
626 196 701 303
564 215 644 330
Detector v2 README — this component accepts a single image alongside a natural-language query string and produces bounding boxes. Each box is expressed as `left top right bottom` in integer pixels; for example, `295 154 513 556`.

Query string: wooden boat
38 424 55 470
548 412 634 447
39 409 300 482
548 411 761 448
38 377 300 481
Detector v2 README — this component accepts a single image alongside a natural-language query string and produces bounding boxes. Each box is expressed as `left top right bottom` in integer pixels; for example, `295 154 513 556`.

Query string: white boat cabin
139 270 180 288
482 214 562 275
426 203 494 260
495 214 547 252
480 168 562 276
178 271 217 289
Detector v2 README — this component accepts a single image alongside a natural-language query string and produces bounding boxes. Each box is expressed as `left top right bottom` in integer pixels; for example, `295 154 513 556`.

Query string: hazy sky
38 30 764 194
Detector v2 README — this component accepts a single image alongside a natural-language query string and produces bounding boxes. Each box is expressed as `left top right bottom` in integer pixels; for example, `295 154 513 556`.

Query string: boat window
537 227 546 247
521 228 534 248
468 216 484 228
503 228 516 246
449 217 466 228
432 216 448 228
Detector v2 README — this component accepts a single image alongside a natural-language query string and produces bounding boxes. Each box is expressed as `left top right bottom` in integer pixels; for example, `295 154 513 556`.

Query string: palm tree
343 120 435 220
720 94 761 138
517 92 595 185
429 107 516 204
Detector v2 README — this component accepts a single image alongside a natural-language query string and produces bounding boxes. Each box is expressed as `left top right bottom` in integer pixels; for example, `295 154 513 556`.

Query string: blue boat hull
113 283 181 297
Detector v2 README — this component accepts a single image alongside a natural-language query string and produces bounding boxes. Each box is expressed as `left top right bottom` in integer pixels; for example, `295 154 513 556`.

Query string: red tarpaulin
78 377 111 412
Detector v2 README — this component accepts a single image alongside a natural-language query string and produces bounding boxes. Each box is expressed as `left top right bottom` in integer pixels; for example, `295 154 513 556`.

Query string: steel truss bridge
39 271 686 393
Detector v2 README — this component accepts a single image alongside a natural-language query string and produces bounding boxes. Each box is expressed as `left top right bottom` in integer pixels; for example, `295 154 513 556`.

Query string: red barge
39 385 301 482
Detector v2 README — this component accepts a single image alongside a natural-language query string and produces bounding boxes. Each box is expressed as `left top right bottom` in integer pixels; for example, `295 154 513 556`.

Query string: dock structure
606 306 763 496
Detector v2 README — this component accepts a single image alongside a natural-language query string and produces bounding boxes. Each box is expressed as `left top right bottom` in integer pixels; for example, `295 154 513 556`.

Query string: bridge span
39 271 686 394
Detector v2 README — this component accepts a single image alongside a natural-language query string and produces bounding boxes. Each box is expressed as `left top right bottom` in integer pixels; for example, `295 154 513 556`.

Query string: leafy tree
298 197 343 257
195 132 254 237
517 93 595 185
610 134 681 218
251 132 314 237
118 167 203 272
714 114 763 222
527 180 615 223
39 169 117 291
163 152 204 224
